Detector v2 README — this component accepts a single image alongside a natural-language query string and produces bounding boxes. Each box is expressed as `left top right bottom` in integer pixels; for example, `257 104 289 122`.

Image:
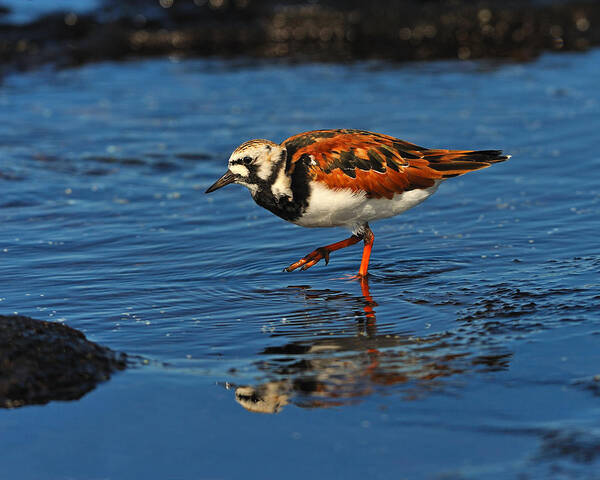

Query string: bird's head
205 139 286 195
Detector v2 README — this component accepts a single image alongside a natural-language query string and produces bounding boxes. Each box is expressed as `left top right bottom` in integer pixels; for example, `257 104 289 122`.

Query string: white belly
294 181 441 230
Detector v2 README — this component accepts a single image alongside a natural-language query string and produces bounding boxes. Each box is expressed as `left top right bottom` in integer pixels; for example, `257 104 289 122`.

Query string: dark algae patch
1 0 600 72
0 315 127 408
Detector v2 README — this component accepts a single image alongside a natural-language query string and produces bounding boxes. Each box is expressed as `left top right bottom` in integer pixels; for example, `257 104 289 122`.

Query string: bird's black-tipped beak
205 170 236 193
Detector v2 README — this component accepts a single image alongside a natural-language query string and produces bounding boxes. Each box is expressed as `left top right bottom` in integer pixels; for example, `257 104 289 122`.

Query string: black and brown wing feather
282 129 508 200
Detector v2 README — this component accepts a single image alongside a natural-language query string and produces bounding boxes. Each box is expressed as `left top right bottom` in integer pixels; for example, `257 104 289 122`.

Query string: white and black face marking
206 139 283 195
206 138 305 221
206 138 313 223
226 140 287 195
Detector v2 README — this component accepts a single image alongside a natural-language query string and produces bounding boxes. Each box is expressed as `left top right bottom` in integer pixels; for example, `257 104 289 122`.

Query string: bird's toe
284 247 330 272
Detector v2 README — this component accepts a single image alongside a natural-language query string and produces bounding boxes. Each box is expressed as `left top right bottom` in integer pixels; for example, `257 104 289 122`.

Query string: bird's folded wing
283 129 507 200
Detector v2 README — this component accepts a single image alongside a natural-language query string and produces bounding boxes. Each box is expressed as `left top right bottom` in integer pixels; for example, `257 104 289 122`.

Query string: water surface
1 52 599 478
0 0 99 23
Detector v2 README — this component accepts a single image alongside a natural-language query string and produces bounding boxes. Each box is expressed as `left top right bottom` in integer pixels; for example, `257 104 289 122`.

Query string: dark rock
0 0 599 73
0 315 127 408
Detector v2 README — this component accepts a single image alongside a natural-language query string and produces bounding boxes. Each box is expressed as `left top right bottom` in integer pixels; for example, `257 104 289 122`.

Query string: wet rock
0 314 127 408
0 0 599 73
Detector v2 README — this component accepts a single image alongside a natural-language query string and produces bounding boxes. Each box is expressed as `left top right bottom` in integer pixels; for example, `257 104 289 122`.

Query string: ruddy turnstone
206 129 508 276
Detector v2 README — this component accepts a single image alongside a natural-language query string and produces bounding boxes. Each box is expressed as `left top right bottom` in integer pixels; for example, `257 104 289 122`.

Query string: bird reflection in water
230 278 511 414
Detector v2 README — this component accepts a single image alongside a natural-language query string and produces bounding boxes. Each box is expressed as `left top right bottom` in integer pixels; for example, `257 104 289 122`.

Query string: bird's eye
242 156 253 165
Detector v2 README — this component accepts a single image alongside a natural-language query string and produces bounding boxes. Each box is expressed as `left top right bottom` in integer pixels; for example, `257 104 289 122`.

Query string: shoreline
0 0 598 74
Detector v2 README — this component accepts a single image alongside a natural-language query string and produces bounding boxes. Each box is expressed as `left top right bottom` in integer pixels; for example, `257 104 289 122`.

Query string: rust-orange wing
281 129 508 199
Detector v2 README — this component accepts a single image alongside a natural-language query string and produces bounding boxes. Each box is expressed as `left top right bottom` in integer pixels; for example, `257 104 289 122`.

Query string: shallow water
1 51 599 478
0 0 99 23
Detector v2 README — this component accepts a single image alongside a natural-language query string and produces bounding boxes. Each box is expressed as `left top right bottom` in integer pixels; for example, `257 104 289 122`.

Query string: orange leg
358 226 374 277
358 275 377 323
285 224 375 274
284 234 362 272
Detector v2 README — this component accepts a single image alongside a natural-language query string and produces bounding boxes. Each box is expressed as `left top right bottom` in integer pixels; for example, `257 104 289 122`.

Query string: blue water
0 0 99 23
1 51 599 478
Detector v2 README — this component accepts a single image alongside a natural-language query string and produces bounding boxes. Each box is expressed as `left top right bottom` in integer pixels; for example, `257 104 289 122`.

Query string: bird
205 129 509 277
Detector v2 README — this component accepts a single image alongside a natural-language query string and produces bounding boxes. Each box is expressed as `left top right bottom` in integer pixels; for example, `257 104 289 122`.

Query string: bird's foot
345 273 369 281
284 247 331 272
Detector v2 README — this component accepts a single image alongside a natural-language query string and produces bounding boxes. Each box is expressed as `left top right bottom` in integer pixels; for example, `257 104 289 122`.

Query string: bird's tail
422 149 510 178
